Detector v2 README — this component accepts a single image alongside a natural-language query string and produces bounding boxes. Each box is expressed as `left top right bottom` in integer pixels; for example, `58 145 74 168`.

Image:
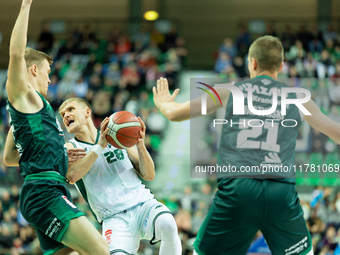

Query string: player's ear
30 64 38 77
85 108 92 118
278 62 284 73
251 58 257 70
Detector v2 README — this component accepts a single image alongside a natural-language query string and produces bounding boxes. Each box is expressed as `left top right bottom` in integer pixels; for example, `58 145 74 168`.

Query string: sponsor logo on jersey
105 229 112 244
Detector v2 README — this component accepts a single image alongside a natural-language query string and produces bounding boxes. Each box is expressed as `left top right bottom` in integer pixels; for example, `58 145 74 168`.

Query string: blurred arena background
0 0 340 254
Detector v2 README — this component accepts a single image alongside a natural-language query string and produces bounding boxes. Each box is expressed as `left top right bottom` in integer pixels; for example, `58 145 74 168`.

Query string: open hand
22 0 33 5
153 77 180 109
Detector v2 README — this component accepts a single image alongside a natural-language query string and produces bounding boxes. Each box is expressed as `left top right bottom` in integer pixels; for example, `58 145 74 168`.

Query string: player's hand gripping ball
106 111 142 149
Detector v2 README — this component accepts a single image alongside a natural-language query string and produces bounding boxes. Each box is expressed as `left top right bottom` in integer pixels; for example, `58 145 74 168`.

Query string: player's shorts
194 178 312 255
102 198 172 254
20 172 85 255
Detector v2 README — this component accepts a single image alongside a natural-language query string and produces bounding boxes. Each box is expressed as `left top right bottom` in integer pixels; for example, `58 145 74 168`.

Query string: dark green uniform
6 92 84 255
194 76 312 255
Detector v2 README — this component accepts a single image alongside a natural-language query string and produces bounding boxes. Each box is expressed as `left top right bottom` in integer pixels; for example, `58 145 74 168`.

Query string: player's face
36 59 51 96
60 102 87 133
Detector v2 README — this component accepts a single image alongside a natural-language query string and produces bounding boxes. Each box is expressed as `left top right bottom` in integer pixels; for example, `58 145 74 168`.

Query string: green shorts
194 178 312 255
20 172 85 255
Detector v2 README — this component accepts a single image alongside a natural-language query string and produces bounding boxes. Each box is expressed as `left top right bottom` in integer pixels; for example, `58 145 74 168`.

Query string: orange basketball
106 111 142 149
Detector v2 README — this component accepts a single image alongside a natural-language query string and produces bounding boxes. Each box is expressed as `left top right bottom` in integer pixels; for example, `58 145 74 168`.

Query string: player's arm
127 118 155 181
66 118 109 184
153 77 229 121
3 129 20 167
303 100 340 143
6 0 33 103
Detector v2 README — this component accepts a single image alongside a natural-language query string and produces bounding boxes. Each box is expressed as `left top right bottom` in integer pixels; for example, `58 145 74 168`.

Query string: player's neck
75 123 98 144
255 70 278 79
27 76 40 93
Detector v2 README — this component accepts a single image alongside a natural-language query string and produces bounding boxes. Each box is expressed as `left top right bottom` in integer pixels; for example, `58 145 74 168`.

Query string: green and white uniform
6 92 84 255
194 76 312 255
69 133 171 254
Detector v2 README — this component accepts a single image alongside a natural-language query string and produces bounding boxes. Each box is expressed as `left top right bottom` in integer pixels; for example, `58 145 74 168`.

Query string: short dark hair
248 36 283 73
24 47 53 68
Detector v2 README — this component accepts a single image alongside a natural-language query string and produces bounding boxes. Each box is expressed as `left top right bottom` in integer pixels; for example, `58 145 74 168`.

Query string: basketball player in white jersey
59 98 182 255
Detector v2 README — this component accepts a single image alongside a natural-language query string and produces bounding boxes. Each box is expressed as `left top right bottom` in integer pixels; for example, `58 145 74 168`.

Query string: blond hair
248 36 283 73
59 98 92 114
24 47 53 68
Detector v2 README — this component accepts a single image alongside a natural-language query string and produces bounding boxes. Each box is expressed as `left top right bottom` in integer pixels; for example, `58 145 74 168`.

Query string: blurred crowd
1 21 340 254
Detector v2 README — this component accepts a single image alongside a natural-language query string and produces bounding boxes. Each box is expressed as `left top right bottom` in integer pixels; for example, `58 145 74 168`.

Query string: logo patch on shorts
62 196 76 208
105 229 112 244
45 217 63 238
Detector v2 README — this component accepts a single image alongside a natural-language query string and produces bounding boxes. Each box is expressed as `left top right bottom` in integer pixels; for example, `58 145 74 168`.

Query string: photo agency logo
197 80 312 128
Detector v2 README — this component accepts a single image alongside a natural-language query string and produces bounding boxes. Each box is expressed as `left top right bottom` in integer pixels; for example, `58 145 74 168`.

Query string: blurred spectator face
321 50 330 60
92 92 111 116
295 40 303 49
223 38 233 47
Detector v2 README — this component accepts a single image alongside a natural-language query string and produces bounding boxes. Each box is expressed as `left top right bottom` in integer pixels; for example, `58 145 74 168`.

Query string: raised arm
303 100 340 144
3 129 20 167
153 77 229 121
127 118 155 181
66 118 109 184
6 0 33 103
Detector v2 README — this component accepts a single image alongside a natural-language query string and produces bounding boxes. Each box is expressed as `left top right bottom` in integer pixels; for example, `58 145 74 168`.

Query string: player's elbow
3 154 17 167
144 173 155 181
66 172 77 185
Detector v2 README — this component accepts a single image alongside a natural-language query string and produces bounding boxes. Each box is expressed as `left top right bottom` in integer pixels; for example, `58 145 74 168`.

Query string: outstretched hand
153 77 180 109
98 117 109 148
22 0 33 5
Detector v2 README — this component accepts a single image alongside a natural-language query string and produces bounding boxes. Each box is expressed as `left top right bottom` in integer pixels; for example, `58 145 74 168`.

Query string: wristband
92 144 104 156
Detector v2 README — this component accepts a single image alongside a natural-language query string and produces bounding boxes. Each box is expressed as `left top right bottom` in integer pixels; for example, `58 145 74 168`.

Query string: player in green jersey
3 1 109 254
153 36 340 255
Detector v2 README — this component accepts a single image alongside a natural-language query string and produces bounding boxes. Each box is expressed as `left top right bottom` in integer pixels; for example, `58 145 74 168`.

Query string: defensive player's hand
22 0 33 5
153 77 180 109
136 117 146 149
98 117 109 149
67 148 86 163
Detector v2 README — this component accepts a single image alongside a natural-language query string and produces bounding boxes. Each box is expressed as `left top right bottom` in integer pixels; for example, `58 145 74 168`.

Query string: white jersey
68 133 154 223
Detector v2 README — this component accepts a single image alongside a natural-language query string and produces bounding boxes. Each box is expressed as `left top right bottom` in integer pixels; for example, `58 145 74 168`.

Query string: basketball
106 111 142 149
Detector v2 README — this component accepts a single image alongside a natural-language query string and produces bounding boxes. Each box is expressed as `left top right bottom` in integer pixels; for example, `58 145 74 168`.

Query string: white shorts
102 198 172 254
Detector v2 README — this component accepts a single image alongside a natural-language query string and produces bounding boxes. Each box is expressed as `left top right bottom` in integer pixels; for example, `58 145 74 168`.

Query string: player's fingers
101 118 109 131
160 77 166 92
152 86 157 95
157 78 162 93
163 77 169 91
75 152 87 157
138 117 146 133
103 127 109 136
171 88 180 101
139 130 145 139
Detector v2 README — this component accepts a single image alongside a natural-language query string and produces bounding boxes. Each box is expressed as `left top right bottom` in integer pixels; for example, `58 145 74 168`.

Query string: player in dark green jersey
153 36 340 255
2 1 109 254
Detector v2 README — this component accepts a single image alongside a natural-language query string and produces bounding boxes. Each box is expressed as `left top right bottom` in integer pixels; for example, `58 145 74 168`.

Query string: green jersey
6 92 68 177
218 76 302 183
